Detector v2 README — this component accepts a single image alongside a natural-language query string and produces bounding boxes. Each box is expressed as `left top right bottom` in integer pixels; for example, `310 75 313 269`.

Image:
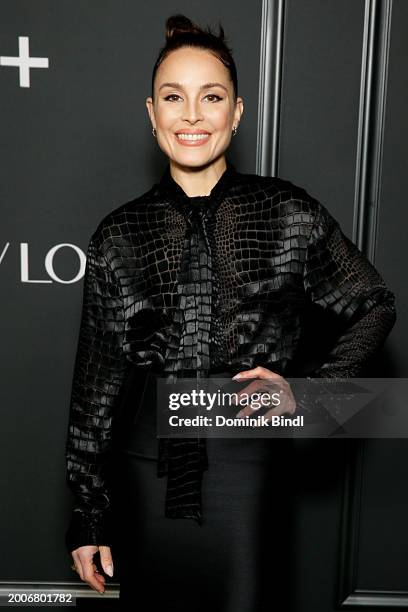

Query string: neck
168 156 227 197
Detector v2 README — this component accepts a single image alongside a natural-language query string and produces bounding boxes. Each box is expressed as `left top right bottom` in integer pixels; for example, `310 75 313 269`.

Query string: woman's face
146 47 243 169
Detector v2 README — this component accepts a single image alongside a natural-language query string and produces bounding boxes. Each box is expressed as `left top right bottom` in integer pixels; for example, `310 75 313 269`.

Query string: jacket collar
156 159 238 216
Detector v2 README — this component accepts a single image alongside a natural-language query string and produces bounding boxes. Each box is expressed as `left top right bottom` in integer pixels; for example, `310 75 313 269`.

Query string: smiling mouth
175 133 211 142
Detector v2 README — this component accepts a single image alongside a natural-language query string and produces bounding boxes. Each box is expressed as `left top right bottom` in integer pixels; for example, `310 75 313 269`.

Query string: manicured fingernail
232 374 242 380
105 564 113 577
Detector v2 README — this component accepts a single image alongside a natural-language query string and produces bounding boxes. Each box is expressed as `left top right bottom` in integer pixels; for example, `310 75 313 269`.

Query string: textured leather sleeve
303 202 396 378
65 232 129 553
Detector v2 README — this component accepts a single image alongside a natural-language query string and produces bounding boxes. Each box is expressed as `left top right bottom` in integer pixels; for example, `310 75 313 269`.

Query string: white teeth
176 133 210 141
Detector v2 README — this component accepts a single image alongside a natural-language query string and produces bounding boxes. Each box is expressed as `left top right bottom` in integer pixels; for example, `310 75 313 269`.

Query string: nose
182 97 203 123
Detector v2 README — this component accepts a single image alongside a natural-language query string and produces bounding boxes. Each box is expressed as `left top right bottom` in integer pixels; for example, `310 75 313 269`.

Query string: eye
205 94 223 102
163 93 223 102
163 94 182 102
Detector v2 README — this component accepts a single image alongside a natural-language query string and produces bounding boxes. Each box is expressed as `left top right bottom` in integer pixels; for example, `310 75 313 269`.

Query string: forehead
156 47 231 87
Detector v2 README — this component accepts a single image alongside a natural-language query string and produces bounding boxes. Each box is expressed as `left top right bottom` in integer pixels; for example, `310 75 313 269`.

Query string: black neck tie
156 162 237 523
157 199 218 523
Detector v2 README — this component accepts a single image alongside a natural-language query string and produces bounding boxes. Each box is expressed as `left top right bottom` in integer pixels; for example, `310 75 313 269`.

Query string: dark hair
151 14 238 102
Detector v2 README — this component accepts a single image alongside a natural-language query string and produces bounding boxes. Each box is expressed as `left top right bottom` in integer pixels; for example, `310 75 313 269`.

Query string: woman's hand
70 545 114 594
231 366 296 422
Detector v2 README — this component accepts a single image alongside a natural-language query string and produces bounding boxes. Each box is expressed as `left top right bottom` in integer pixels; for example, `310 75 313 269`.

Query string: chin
171 154 214 169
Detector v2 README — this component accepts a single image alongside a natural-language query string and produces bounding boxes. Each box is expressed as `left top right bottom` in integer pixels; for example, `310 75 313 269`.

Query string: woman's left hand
231 366 296 422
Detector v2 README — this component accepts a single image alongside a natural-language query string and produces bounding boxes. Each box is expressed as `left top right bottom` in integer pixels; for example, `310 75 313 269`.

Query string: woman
65 14 396 610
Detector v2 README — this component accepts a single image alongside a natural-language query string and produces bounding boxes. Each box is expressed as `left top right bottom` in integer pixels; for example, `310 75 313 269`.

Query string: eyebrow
158 81 228 93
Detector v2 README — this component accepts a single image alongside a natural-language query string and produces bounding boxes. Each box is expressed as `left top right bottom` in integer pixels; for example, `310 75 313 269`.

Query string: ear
146 96 156 129
233 96 244 128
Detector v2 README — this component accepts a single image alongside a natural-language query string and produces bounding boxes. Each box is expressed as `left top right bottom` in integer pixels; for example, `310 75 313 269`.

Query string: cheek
155 105 179 128
208 108 232 130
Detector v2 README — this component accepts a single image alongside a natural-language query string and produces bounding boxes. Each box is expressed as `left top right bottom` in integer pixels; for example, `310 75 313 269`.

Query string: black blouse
64 159 396 553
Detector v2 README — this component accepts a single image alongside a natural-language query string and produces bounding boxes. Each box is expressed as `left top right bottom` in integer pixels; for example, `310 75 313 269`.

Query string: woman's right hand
71 545 114 594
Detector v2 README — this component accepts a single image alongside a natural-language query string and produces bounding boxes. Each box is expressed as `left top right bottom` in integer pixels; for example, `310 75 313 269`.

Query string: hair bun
165 14 206 40
151 14 236 101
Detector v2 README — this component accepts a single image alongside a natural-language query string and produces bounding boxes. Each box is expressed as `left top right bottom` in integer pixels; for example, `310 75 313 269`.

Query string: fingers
71 551 85 581
234 384 274 417
232 366 282 381
231 380 284 417
82 557 105 594
261 386 297 420
92 563 106 587
71 546 106 594
99 545 114 577
231 367 296 418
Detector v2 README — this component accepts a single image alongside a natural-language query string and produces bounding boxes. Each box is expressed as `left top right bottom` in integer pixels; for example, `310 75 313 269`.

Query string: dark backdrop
0 1 405 609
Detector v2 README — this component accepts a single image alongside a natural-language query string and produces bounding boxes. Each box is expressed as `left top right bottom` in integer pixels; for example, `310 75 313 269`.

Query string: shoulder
89 184 158 252
236 171 338 229
236 171 318 208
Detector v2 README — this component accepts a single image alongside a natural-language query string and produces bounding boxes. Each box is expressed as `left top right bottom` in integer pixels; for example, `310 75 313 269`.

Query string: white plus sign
0 36 49 88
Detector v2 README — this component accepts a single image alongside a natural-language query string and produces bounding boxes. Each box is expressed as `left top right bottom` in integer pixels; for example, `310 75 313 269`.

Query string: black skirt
111 370 294 612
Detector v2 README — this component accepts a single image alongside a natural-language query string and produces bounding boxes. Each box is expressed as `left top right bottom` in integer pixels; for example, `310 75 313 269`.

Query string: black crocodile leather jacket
65 159 396 553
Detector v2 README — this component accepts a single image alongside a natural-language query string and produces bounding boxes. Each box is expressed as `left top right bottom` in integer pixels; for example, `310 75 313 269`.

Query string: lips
174 129 211 135
175 131 211 145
